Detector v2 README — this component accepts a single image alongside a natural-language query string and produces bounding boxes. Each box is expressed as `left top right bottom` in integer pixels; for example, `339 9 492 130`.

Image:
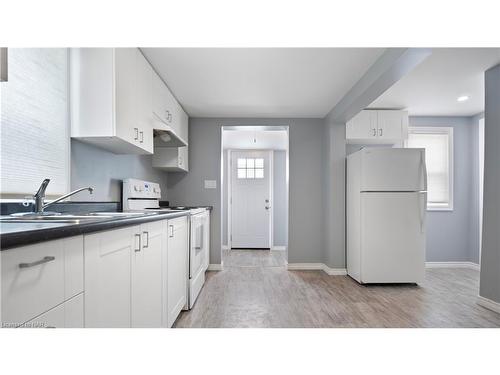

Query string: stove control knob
134 185 139 192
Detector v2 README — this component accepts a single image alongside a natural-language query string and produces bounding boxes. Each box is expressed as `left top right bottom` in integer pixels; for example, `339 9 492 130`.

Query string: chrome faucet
32 179 94 215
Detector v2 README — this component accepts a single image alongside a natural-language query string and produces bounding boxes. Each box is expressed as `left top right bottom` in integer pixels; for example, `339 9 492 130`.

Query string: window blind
407 128 453 209
0 48 69 196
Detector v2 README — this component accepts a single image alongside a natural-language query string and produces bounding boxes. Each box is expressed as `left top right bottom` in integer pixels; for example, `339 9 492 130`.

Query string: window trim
405 126 454 211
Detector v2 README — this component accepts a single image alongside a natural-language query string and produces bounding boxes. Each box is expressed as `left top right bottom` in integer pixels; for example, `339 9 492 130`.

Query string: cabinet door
136 50 153 154
153 71 168 124
115 48 139 146
131 221 163 328
346 110 377 140
167 217 188 327
377 110 405 140
178 146 189 171
84 226 138 328
178 106 189 144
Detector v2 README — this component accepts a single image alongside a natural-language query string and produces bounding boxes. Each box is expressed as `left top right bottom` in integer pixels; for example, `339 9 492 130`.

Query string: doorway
221 126 289 268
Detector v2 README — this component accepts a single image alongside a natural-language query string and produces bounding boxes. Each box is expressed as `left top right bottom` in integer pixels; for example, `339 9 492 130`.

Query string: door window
237 158 264 179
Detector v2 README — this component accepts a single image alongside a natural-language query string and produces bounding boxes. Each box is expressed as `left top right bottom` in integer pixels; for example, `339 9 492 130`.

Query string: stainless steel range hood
153 116 187 147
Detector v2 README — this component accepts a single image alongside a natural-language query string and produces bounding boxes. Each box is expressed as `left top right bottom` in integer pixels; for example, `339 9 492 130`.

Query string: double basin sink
0 212 151 224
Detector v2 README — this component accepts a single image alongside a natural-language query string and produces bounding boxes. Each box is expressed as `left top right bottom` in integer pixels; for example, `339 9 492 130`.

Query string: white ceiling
141 48 385 118
369 48 500 116
222 130 288 150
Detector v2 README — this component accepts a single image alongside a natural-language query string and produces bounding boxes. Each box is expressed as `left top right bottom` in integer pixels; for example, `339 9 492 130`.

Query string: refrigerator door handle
419 192 427 234
420 150 427 191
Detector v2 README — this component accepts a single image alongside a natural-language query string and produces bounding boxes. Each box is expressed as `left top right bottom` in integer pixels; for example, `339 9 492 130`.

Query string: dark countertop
0 211 189 250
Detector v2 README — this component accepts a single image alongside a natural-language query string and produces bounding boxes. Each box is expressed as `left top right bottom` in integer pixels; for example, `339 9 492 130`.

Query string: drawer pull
19 256 55 269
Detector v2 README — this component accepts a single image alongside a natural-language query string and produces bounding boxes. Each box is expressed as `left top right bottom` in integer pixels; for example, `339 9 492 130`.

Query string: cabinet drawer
1 236 84 326
20 293 84 328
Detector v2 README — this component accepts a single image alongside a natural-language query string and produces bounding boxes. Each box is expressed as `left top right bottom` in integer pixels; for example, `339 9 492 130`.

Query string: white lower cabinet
84 226 137 328
1 236 84 328
131 221 164 328
166 216 189 327
84 217 188 328
2 217 189 328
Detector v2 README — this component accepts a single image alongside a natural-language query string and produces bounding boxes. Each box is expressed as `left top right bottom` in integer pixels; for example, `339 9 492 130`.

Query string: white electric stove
123 178 210 309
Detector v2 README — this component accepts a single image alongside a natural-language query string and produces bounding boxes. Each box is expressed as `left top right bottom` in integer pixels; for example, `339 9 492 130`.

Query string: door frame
227 149 274 249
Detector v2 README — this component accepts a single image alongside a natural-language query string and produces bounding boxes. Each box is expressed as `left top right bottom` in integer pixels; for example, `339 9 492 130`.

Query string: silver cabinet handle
140 131 144 143
169 225 174 238
372 128 376 137
379 128 383 137
19 256 55 269
134 127 139 140
143 231 149 248
134 233 141 252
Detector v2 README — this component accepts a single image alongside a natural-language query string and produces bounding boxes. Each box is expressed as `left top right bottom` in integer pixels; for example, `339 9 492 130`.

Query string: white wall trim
271 246 287 251
477 296 500 314
425 262 480 271
207 264 223 271
287 263 347 276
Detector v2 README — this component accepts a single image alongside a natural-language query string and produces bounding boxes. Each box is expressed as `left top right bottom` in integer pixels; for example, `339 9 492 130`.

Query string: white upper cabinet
152 70 189 147
346 110 409 144
71 48 153 154
346 110 378 140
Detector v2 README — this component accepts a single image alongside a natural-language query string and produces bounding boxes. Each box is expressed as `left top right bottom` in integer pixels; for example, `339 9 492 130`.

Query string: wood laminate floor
175 255 500 328
222 249 287 268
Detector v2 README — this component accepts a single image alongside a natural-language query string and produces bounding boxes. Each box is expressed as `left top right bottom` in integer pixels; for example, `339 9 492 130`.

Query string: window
407 127 453 210
237 158 264 179
0 48 69 197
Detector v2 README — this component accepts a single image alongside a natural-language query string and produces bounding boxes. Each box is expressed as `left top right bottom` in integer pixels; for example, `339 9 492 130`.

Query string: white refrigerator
347 148 427 284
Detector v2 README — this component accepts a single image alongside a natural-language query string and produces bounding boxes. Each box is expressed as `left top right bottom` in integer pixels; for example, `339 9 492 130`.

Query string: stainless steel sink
0 211 156 224
0 214 115 223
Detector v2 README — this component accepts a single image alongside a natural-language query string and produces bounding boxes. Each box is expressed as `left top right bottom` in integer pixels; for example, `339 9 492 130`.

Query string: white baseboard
287 263 347 276
425 262 480 271
477 296 500 314
271 246 287 251
323 265 348 276
207 264 223 271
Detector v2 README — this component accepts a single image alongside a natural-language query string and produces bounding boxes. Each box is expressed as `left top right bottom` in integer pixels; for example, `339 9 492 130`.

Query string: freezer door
360 148 426 192
360 192 426 283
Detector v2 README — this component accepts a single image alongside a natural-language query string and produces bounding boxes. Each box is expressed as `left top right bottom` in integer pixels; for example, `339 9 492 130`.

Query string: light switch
204 180 217 189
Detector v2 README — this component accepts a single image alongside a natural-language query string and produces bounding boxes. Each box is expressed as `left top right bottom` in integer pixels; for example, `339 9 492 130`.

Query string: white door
360 192 426 283
231 150 272 249
377 110 404 140
346 110 378 140
166 216 188 327
84 226 137 328
360 148 426 192
131 221 163 328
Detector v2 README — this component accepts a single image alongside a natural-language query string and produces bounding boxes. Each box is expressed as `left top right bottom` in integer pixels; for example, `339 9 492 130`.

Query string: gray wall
323 116 346 269
273 150 288 247
410 116 480 263
480 64 500 304
167 118 325 265
221 149 287 248
71 139 169 202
